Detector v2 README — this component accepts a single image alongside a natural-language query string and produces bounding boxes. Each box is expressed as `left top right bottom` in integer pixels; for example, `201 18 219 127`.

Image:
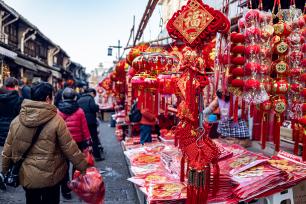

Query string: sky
3 0 162 72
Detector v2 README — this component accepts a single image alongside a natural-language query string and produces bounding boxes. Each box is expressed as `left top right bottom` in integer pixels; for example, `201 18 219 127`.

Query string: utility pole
108 40 122 60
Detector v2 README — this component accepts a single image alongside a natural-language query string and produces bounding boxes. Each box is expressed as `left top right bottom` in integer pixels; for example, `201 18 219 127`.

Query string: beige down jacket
1 99 88 189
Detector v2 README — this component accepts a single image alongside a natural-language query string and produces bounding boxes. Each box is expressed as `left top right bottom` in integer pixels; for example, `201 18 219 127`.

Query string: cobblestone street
0 121 138 204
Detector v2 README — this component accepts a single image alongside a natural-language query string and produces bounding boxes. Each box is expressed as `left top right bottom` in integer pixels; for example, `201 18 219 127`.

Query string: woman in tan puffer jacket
1 82 89 204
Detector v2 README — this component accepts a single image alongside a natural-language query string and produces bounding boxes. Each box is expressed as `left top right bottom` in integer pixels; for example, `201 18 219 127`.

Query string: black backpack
129 101 142 122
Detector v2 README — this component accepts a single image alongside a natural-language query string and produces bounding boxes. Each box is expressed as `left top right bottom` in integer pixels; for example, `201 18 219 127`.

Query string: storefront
0 46 17 86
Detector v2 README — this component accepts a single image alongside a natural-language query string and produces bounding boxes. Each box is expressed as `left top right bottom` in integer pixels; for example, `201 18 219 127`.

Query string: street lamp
108 40 122 60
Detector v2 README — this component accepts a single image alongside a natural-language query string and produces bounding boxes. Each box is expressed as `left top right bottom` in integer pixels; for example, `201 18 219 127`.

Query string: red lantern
158 74 176 95
244 78 260 91
127 43 149 65
272 79 290 95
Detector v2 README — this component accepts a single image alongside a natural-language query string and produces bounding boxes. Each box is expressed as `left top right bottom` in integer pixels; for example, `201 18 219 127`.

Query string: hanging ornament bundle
285 7 305 155
241 9 269 105
167 0 230 203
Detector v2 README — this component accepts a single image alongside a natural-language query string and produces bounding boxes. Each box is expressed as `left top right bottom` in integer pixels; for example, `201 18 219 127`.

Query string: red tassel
154 92 159 116
241 100 246 120
164 100 168 117
180 154 185 182
302 127 306 161
261 113 268 149
294 122 300 155
250 103 255 118
233 97 239 123
274 114 281 152
211 163 220 196
229 94 234 118
202 166 210 203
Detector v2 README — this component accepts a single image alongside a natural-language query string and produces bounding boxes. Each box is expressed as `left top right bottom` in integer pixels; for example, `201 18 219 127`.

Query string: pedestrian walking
139 108 156 145
58 87 92 199
78 88 103 161
0 77 21 146
54 80 74 107
1 82 89 204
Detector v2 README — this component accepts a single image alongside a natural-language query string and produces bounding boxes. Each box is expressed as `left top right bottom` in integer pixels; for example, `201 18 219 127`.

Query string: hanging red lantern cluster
115 59 128 77
302 15 306 160
240 9 269 105
126 43 149 66
157 74 177 95
270 9 293 152
132 52 179 74
258 11 274 149
99 77 112 91
286 10 305 156
131 74 145 102
229 32 245 122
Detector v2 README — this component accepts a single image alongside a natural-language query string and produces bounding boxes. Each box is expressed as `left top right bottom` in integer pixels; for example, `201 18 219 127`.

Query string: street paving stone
0 121 138 204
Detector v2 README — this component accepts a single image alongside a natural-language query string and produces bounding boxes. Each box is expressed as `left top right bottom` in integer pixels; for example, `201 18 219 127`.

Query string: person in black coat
78 88 103 161
0 77 21 146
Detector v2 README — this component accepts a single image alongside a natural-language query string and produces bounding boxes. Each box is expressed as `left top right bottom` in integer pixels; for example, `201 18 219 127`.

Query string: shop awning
0 46 17 59
14 57 37 71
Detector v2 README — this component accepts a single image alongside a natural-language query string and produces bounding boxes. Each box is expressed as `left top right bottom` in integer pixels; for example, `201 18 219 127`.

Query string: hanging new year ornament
166 0 230 47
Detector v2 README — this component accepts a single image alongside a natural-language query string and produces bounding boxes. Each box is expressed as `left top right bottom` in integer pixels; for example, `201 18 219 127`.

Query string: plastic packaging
69 167 105 204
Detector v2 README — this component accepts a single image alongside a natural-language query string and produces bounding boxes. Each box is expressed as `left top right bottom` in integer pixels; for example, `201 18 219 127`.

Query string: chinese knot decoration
166 0 230 47
167 0 230 203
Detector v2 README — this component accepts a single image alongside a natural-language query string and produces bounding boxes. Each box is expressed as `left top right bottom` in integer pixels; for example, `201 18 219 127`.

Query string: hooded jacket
78 94 99 126
1 100 88 189
58 101 91 143
0 89 21 146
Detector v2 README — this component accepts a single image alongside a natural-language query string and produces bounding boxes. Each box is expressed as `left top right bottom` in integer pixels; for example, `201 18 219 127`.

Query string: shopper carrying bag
4 124 45 187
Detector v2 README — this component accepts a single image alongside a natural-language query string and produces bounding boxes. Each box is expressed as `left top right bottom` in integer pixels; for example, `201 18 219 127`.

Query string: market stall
109 0 306 203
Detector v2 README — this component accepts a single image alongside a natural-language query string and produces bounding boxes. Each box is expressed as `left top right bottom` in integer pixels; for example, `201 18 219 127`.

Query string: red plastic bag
68 167 105 204
84 149 95 167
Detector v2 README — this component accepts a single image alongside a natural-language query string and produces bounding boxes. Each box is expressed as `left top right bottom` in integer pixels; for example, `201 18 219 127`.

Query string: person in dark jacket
18 80 31 100
0 77 21 146
58 88 92 200
54 80 75 107
78 88 103 161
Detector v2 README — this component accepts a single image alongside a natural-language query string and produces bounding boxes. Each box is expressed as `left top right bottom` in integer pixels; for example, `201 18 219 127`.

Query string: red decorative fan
166 0 230 47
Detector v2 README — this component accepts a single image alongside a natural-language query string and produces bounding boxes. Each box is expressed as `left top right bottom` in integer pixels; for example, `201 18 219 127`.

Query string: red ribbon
229 94 234 118
274 114 281 152
293 122 300 155
261 112 268 149
241 100 246 120
233 96 239 123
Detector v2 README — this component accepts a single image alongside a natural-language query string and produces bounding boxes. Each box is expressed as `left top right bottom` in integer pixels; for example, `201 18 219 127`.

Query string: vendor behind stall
139 108 156 145
203 89 250 147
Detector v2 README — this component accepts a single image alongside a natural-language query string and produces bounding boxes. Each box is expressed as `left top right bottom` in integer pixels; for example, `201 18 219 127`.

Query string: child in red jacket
57 87 92 200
